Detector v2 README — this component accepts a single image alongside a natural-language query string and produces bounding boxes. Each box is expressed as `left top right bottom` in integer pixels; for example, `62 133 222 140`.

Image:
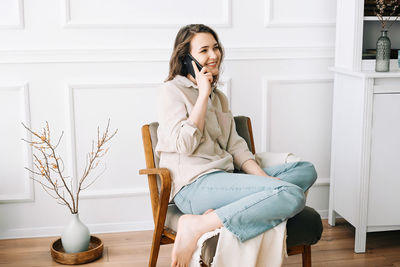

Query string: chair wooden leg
302 245 312 267
149 228 163 267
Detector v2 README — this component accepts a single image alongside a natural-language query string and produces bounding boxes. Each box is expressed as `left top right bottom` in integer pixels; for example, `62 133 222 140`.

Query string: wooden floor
1 219 400 267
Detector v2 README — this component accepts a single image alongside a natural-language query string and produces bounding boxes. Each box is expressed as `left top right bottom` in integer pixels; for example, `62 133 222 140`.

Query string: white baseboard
1 210 331 240
0 220 154 240
317 209 343 220
89 221 154 235
317 209 328 219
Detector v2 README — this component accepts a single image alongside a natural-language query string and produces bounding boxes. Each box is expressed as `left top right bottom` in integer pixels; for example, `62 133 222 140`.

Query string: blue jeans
173 161 317 242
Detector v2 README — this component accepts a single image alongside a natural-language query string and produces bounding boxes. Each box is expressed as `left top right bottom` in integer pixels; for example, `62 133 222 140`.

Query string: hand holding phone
183 54 203 79
184 53 213 98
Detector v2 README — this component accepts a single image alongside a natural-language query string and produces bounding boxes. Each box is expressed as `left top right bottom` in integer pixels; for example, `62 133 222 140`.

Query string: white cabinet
329 71 400 253
329 0 400 253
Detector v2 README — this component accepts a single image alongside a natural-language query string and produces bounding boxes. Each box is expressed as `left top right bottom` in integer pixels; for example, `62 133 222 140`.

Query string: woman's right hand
192 61 213 98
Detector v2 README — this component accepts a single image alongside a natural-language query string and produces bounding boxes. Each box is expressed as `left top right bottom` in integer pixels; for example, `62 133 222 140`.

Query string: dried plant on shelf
22 119 117 214
375 0 400 30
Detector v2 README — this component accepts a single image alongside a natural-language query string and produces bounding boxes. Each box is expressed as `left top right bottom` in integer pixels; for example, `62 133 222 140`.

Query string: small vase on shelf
61 213 90 253
375 30 391 72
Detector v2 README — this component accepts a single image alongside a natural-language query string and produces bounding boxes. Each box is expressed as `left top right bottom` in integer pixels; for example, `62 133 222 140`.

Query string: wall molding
0 83 34 203
315 178 330 186
79 187 149 199
261 75 333 152
0 0 24 29
218 78 232 106
65 82 161 200
62 0 231 28
0 47 335 64
264 0 335 28
261 75 333 187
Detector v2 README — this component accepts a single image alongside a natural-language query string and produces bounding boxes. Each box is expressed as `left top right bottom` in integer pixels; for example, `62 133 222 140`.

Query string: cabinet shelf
364 16 400 21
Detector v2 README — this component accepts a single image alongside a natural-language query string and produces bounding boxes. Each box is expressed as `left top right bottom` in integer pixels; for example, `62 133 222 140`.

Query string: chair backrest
141 116 255 193
233 116 255 154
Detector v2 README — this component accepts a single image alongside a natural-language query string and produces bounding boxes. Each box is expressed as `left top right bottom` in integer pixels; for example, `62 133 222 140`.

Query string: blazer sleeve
156 83 204 156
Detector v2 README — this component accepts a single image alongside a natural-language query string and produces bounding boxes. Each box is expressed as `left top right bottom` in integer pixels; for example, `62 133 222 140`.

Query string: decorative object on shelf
51 235 104 265
374 0 400 29
22 119 117 254
365 0 400 16
374 0 400 71
376 30 392 72
365 0 378 16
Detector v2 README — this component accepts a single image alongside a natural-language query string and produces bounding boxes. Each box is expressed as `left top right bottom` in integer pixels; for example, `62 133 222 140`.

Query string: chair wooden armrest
139 168 171 221
139 167 175 265
139 167 171 180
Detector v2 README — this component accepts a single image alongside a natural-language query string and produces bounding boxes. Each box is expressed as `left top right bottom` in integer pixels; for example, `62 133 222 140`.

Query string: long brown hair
166 24 224 86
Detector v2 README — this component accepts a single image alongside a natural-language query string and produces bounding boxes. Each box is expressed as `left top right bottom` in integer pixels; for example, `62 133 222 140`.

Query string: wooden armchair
139 116 323 267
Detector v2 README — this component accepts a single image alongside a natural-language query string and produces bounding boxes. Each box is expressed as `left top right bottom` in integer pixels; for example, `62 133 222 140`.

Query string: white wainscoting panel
0 0 24 29
264 0 336 27
0 83 33 202
63 0 231 28
218 78 231 106
66 83 160 199
262 76 333 180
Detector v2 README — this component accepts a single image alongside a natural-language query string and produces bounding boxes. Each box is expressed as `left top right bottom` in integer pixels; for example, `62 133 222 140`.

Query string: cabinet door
368 93 400 226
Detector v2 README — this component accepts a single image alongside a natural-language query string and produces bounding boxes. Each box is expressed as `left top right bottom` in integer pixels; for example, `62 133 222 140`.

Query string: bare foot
171 215 203 267
171 212 222 267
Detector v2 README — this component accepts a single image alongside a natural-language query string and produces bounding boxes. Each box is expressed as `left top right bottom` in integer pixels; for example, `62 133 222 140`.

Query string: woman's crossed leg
171 161 317 266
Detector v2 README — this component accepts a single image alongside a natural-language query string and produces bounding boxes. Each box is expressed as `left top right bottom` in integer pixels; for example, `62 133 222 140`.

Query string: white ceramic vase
61 213 90 253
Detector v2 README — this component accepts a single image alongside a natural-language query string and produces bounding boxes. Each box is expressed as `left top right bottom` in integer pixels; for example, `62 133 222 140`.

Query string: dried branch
75 119 118 212
22 119 117 214
375 0 400 29
80 164 107 191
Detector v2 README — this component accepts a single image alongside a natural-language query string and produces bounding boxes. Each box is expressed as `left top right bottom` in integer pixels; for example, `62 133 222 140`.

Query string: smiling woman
166 24 224 88
156 24 317 267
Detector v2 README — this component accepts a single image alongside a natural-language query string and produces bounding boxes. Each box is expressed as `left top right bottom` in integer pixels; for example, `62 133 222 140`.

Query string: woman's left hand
242 159 281 179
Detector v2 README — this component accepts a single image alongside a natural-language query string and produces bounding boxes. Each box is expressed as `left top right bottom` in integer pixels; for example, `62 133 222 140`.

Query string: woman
156 24 317 267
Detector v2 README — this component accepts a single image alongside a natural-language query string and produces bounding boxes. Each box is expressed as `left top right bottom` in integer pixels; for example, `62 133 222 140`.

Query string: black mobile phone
183 54 203 79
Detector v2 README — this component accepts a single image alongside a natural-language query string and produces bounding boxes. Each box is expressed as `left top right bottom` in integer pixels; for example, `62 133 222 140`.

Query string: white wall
0 0 336 239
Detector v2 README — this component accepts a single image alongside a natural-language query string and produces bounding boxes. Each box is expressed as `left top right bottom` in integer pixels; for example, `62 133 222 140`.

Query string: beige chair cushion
165 204 182 232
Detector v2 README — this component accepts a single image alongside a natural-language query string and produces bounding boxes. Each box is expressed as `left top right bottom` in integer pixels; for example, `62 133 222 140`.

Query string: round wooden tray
51 235 103 265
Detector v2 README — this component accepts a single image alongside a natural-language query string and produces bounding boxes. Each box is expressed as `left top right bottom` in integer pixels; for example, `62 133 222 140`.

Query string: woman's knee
297 161 318 185
283 185 306 216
